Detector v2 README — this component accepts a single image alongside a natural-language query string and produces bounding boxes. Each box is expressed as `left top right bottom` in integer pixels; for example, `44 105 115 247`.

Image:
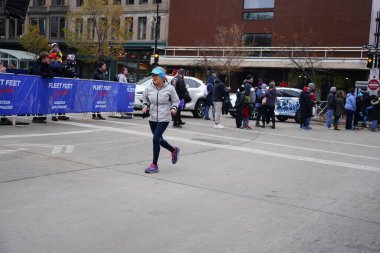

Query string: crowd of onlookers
1 52 379 132
202 73 379 132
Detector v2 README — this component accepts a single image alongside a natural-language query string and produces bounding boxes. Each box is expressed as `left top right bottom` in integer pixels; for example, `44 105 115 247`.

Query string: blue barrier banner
0 73 136 116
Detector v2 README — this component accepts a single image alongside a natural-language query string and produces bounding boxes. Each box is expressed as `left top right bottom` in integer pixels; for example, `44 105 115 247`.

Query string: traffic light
367 53 374 68
154 52 159 65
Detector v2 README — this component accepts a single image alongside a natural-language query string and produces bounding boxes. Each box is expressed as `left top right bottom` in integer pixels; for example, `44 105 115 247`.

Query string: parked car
134 75 207 118
229 87 314 123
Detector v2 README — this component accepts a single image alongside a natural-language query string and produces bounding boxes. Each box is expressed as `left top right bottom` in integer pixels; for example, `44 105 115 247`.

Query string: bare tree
64 0 129 62
197 24 247 84
276 32 322 85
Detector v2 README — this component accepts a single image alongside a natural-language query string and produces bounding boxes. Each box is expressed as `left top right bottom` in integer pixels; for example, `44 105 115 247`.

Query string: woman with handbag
263 82 277 129
142 67 181 174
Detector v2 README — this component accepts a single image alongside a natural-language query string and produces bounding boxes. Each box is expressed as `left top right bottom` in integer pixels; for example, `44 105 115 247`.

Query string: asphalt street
0 113 379 253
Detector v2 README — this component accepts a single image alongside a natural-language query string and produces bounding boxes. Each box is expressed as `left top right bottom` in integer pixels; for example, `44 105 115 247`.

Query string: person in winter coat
242 74 256 129
263 82 277 129
326 87 337 129
91 62 108 120
29 52 54 123
173 68 187 127
344 89 356 130
370 95 380 132
333 90 345 130
353 91 365 129
142 67 180 173
255 83 267 127
235 86 245 128
204 75 216 120
299 87 313 130
362 91 373 127
212 73 229 129
62 54 77 78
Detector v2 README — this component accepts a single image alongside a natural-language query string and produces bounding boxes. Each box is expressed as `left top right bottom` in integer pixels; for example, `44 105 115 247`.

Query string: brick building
166 0 375 93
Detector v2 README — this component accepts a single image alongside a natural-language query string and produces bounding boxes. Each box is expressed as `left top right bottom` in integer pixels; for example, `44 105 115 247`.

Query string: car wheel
294 110 300 123
277 116 289 122
192 99 206 118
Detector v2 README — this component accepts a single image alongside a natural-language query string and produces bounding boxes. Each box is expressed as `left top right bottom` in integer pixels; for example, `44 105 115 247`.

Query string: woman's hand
142 106 149 113
171 108 177 115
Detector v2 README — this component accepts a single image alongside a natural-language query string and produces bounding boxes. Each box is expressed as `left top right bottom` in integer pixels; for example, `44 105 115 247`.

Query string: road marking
0 130 98 139
90 119 380 161
57 121 380 173
0 148 28 155
183 121 380 150
11 144 75 154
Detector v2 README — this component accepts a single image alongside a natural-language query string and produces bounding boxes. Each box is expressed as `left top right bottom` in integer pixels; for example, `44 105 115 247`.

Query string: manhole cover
191 138 229 145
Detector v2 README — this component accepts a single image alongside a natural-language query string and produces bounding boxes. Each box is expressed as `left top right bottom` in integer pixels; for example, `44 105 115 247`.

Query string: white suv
229 87 314 123
134 76 207 118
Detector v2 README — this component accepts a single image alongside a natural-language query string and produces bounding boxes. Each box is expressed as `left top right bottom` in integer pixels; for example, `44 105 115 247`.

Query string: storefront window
244 0 275 9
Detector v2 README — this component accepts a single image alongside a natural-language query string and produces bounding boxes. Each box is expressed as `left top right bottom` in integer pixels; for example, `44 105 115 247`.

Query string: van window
283 89 300 97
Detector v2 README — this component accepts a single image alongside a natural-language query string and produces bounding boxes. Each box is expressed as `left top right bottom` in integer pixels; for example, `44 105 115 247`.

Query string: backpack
204 83 213 96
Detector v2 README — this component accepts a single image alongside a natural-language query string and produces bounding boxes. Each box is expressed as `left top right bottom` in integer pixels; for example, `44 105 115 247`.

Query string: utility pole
153 1 159 67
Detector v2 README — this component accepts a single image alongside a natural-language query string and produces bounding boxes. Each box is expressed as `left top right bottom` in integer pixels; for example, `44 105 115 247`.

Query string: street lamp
153 1 159 67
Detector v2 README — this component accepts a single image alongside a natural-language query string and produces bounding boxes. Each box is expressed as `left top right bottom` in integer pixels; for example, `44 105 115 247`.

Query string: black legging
173 107 182 124
264 105 275 126
149 121 175 165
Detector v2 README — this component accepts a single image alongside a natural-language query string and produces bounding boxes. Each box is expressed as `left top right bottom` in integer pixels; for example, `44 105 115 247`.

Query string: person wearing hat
212 73 229 128
242 74 256 129
326 87 337 129
263 81 277 129
91 62 107 120
172 68 187 127
29 52 54 123
50 43 63 63
142 67 180 174
255 83 267 127
299 87 313 129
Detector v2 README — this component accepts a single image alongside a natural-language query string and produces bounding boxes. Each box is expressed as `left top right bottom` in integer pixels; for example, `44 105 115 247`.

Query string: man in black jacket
29 52 54 123
91 62 107 120
212 73 229 129
299 87 313 130
173 68 187 128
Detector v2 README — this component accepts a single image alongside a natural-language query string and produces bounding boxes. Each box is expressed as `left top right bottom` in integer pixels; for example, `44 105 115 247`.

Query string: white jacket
143 81 180 122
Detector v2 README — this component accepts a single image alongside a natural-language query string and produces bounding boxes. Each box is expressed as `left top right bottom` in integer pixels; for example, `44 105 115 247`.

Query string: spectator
344 89 356 130
49 53 63 121
62 54 77 78
91 62 107 120
235 86 244 128
142 67 180 173
299 87 313 130
204 75 216 121
173 68 187 128
263 81 277 129
326 87 337 129
212 73 229 129
370 95 380 132
242 74 256 129
255 83 267 127
50 43 63 63
29 52 54 123
333 90 345 130
0 62 6 73
353 90 365 129
362 91 372 128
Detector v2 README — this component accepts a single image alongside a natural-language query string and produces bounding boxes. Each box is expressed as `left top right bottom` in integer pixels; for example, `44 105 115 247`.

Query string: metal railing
158 46 366 60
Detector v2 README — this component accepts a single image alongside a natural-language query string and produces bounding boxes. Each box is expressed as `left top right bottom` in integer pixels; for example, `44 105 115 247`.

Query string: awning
0 49 37 60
